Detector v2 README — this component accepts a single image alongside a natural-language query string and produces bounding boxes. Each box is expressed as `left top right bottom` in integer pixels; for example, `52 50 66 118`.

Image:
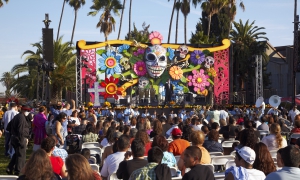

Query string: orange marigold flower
169 66 183 80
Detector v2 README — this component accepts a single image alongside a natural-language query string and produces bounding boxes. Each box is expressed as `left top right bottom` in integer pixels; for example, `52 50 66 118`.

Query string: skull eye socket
146 53 156 61
159 56 166 61
184 50 188 53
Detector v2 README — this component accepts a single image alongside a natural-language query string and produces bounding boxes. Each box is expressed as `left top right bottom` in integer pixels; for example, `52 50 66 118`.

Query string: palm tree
88 0 123 41
226 0 245 36
201 0 227 37
175 0 181 43
167 0 178 43
117 0 126 39
128 0 132 40
57 0 70 41
0 0 9 8
69 0 86 45
0 72 14 98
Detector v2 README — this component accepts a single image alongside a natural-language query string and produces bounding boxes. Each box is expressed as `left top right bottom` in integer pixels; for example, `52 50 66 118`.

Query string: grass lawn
0 135 33 175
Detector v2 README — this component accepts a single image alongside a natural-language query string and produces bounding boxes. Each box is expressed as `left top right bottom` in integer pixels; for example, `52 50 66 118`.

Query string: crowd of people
2 101 300 180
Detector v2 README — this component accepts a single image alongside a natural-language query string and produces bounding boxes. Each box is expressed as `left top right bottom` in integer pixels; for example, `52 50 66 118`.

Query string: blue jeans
5 132 12 156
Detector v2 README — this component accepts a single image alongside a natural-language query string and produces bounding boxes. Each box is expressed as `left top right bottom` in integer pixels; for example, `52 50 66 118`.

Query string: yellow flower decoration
87 102 94 107
169 66 183 80
207 68 217 77
104 101 111 107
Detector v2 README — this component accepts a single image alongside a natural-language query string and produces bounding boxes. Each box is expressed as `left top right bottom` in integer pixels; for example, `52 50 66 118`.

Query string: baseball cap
114 131 123 138
237 146 256 165
171 128 182 136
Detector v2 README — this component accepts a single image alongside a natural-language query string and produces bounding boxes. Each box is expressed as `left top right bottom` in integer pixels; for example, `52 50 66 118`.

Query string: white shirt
219 110 229 120
247 168 266 180
100 151 126 177
70 117 80 126
261 134 287 151
3 109 19 132
100 138 112 148
254 120 262 128
288 109 300 122
192 124 203 131
166 124 178 137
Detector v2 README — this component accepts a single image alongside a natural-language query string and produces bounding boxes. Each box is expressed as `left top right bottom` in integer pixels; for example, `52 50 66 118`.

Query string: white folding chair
202 164 214 173
258 130 270 136
230 151 236 157
0 176 19 180
222 140 240 148
209 152 224 158
172 177 182 180
82 142 100 149
175 155 181 163
269 150 277 159
170 167 177 177
90 164 100 172
89 156 97 164
211 155 235 166
214 174 225 180
225 160 236 170
290 133 300 139
109 173 121 180
89 147 101 156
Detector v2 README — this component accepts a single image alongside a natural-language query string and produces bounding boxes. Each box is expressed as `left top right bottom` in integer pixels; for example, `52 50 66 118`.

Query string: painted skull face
178 45 189 58
144 45 167 78
138 77 149 89
204 56 214 68
120 57 130 70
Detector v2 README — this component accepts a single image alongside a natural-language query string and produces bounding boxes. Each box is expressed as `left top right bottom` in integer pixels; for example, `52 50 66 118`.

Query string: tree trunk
175 8 180 43
128 0 132 39
207 14 211 37
184 15 187 44
118 0 126 40
57 0 66 41
168 0 177 43
70 9 77 46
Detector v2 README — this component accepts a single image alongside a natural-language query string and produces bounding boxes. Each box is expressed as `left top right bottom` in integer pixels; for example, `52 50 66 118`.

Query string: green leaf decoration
180 76 187 83
131 89 136 95
149 78 154 84
131 71 138 78
183 86 190 93
202 49 210 56
166 52 170 56
182 65 201 73
96 49 106 55
123 51 132 58
129 56 140 64
112 70 132 78
207 78 214 85
160 71 170 84
188 64 195 68
152 84 159 95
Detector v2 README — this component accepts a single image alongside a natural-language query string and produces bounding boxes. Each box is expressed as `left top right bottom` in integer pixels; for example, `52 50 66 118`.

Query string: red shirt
237 118 244 125
144 142 152 156
50 156 64 176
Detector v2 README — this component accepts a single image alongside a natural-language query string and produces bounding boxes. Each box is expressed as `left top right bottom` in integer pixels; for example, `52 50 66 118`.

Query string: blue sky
0 0 295 93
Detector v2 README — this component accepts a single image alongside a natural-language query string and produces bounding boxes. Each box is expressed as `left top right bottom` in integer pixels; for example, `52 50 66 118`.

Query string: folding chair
90 164 100 172
89 156 97 164
202 164 214 173
82 142 100 149
109 173 121 180
214 174 225 180
175 155 181 163
0 176 19 180
269 150 277 159
211 155 235 166
209 152 224 158
170 167 178 177
222 141 239 155
225 160 236 170
230 151 236 157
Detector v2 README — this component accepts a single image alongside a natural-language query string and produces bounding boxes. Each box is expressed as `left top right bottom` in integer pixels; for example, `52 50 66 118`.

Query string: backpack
65 134 81 154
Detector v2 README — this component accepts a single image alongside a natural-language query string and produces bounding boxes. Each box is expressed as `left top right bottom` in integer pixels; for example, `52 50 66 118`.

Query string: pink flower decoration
188 69 210 92
134 61 147 76
133 48 145 56
149 31 163 45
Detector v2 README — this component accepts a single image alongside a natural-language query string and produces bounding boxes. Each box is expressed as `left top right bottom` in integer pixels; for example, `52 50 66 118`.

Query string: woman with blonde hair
65 154 101 180
262 123 287 151
18 149 61 180
145 118 152 135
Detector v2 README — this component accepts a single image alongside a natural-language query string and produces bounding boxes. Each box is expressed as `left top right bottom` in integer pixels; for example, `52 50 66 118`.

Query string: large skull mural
144 45 167 78
138 77 150 89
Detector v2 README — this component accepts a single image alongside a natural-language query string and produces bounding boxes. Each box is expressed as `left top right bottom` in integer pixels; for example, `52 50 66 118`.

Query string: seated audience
49 135 68 162
129 128 137 143
150 120 163 138
152 135 177 167
81 148 94 164
182 146 214 180
191 117 203 131
265 145 300 180
257 116 269 131
261 123 287 151
101 135 131 179
17 149 61 180
236 128 258 150
290 119 300 144
253 142 276 175
225 146 266 180
100 127 115 148
162 117 172 137
101 131 123 167
82 124 99 143
73 119 87 135
66 154 101 180
203 129 223 153
168 128 190 156
41 137 68 178
116 139 148 180
129 146 171 180
135 130 152 156
166 117 180 138
219 117 238 137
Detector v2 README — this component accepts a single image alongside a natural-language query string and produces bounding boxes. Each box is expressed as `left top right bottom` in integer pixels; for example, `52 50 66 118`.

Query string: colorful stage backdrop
78 31 230 105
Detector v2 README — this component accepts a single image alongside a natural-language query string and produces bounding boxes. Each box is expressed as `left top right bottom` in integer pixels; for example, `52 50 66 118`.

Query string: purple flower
190 50 205 65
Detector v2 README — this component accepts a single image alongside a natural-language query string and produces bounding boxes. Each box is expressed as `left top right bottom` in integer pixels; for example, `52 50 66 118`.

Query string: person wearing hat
6 105 32 175
225 146 266 180
168 128 190 156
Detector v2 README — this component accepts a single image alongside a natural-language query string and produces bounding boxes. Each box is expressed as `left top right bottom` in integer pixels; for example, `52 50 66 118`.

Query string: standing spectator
41 136 68 178
49 135 68 162
133 107 140 118
151 110 158 119
261 123 287 151
152 135 177 167
17 149 61 180
265 145 300 180
219 117 238 137
32 106 48 151
87 109 97 126
168 128 190 156
66 154 101 180
3 102 18 157
182 146 214 180
203 129 223 153
70 110 80 126
253 142 276 176
225 146 266 180
124 104 134 125
117 139 148 180
117 109 125 122
150 120 163 138
129 146 171 180
135 130 152 156
52 112 67 147
142 109 150 118
130 118 137 129
6 105 31 175
288 105 300 123
101 135 131 179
